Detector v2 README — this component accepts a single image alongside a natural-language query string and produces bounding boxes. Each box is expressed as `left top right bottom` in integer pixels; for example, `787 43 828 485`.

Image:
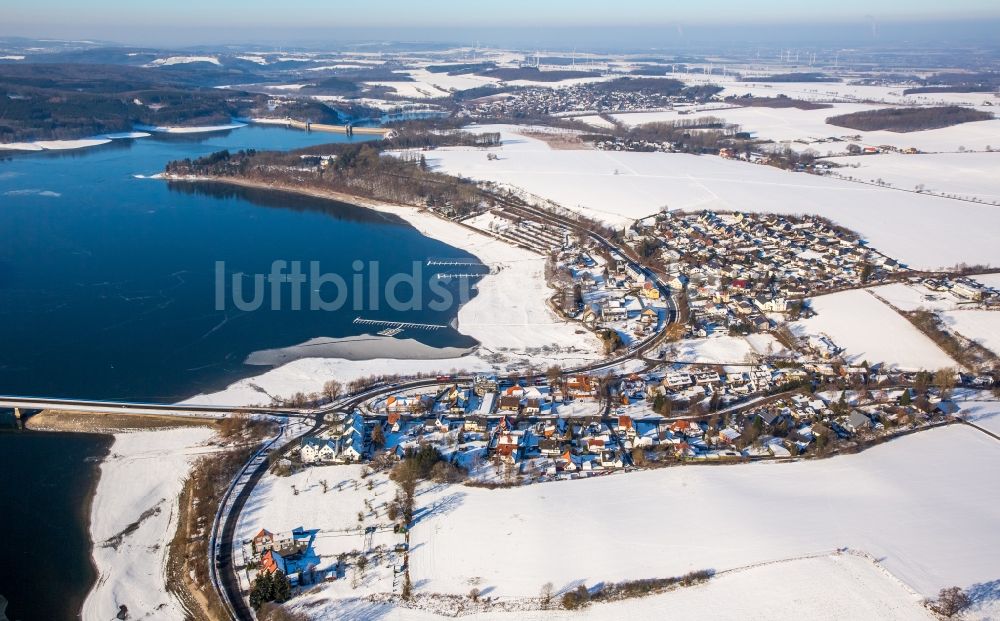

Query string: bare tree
322 379 343 402
933 368 956 400
371 424 386 449
930 586 971 618
540 582 554 609
546 365 562 386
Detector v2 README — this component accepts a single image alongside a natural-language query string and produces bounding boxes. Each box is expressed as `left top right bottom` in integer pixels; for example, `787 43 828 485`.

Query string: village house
300 437 337 464
565 374 598 399
498 395 522 414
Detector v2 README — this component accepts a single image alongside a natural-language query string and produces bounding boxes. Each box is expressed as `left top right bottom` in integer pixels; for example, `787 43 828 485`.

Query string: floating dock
426 259 489 268
354 317 445 331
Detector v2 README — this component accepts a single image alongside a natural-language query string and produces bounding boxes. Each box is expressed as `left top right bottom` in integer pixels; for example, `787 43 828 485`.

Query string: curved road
211 197 679 619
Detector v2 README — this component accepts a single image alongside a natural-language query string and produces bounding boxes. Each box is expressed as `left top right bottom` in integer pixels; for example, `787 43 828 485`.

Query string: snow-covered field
940 310 1000 357
672 72 1000 108
791 289 957 370
409 425 998 601
184 204 601 406
614 104 1000 154
612 70 1000 151
290 552 937 620
265 424 1000 619
427 125 1000 269
82 427 217 621
973 273 1000 289
826 152 1000 204
569 114 616 130
236 464 401 587
367 80 452 99
670 333 784 365
959 400 1000 439
396 68 500 95
613 103 882 151
868 282 965 312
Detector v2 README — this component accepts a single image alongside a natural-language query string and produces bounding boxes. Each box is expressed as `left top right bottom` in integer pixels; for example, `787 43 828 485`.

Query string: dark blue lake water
0 126 478 401
0 426 111 621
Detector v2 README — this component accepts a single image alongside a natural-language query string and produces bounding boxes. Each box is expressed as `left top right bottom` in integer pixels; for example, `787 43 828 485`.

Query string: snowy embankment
425 124 1000 270
408 425 998 604
0 132 151 152
183 204 602 406
791 289 958 371
134 122 246 134
377 205 602 365
81 427 216 621
146 55 221 67
184 350 495 407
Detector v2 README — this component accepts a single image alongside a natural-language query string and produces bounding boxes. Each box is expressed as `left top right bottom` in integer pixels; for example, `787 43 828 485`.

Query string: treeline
903 85 996 95
426 62 497 75
450 84 517 102
589 77 685 96
626 117 743 153
166 130 497 218
574 77 719 101
740 72 839 83
680 84 725 101
826 105 992 133
325 67 415 83
307 77 362 95
561 570 714 610
725 94 831 110
0 90 136 141
478 67 602 82
904 71 1000 95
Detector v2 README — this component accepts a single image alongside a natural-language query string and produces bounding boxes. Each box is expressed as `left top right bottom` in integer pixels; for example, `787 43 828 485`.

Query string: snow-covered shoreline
0 132 151 152
134 122 247 134
0 122 245 153
81 427 216 621
180 178 602 406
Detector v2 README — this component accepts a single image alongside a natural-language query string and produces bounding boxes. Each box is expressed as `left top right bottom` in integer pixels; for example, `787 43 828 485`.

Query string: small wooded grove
825 105 992 133
166 130 500 218
249 570 292 609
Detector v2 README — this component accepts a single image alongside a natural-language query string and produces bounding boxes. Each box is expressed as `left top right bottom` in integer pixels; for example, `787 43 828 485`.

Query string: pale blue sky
3 0 999 45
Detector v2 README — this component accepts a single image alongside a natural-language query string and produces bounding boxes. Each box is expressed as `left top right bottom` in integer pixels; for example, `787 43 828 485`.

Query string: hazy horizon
3 0 1000 50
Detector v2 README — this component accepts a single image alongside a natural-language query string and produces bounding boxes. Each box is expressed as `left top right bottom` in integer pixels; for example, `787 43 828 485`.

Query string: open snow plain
427 126 1000 270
